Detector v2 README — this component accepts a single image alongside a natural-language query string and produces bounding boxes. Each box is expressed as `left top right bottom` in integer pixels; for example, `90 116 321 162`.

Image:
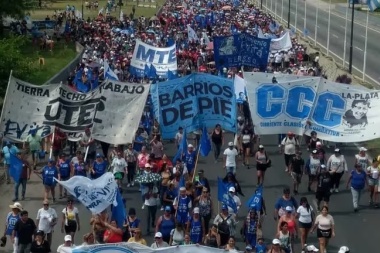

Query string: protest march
1 0 374 253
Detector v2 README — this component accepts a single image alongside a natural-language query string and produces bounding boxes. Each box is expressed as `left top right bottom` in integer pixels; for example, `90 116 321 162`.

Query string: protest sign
150 73 237 139
269 31 292 51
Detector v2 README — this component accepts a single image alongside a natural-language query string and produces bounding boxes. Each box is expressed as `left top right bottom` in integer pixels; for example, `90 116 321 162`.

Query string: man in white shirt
281 132 299 172
36 200 57 246
228 187 241 214
175 127 184 149
223 142 238 175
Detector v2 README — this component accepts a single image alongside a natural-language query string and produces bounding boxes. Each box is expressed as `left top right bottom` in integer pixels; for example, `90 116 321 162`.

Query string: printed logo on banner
151 73 237 139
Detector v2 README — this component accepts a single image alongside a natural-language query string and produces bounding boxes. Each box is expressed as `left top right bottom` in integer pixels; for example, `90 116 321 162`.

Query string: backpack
217 215 231 235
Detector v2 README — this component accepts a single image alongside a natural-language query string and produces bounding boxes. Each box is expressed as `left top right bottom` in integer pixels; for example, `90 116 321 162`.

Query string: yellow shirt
128 237 147 245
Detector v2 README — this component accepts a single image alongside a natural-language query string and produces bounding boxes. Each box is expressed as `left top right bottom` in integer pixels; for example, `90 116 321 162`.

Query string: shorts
291 172 302 183
298 221 312 229
309 174 317 183
242 142 250 150
284 154 295 166
64 221 77 233
317 228 332 239
368 178 379 186
316 190 330 202
256 163 267 171
114 172 125 180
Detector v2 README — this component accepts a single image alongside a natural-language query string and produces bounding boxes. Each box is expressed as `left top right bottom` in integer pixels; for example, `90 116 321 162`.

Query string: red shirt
103 229 122 243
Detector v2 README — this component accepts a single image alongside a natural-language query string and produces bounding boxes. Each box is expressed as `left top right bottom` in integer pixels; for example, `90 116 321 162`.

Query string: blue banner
213 33 271 69
150 73 236 139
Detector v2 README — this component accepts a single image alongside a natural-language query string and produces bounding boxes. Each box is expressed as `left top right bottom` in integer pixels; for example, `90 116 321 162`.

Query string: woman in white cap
366 158 379 206
57 235 75 253
228 187 241 214
326 148 348 193
4 202 22 253
306 150 321 193
186 207 205 244
269 239 286 253
355 147 370 171
255 145 270 185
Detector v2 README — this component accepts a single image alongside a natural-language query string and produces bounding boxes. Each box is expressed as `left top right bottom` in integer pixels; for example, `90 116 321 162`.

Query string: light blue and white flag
202 32 210 44
55 172 118 214
187 24 199 41
104 61 119 81
368 0 380 11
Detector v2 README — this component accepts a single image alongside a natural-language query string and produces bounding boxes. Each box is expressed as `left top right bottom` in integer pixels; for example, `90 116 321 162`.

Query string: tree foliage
0 0 30 36
0 36 36 98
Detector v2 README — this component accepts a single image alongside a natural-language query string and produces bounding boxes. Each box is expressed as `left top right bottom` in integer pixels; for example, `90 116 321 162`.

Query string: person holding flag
182 144 197 178
173 185 192 225
10 152 31 202
2 141 19 184
246 186 267 225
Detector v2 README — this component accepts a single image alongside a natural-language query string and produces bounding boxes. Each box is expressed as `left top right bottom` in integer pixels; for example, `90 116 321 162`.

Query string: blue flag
172 128 187 164
246 185 263 211
217 177 237 213
200 126 211 157
149 64 157 78
111 190 126 228
9 154 23 183
104 62 119 81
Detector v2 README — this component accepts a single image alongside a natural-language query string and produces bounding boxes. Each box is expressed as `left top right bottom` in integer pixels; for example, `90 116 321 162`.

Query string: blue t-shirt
183 151 196 172
74 163 87 177
256 243 267 253
159 216 175 238
42 166 58 186
2 145 19 165
351 170 366 190
189 217 203 243
274 196 298 214
5 212 20 236
58 159 71 178
93 161 108 177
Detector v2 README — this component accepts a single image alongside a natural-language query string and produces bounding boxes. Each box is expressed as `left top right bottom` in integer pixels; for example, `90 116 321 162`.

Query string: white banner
0 76 149 144
55 173 118 214
269 31 292 52
131 40 177 75
71 242 239 253
245 72 380 142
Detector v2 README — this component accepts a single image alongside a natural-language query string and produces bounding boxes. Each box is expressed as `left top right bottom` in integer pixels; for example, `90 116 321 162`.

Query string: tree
0 0 30 36
0 36 36 99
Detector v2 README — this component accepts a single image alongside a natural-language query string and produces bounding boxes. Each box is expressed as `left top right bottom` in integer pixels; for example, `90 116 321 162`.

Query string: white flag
55 173 118 214
120 10 124 21
202 32 210 44
98 7 104 15
187 24 199 41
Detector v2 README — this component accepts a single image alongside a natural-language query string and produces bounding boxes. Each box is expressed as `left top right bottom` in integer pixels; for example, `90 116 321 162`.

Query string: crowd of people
0 1 361 253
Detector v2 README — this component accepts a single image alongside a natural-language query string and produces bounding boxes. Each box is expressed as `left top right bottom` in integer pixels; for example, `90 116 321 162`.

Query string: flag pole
314 0 319 46
327 0 332 56
49 130 55 159
362 9 369 81
281 0 284 23
295 1 298 31
304 0 307 37
275 0 277 19
84 88 101 162
191 144 202 182
343 1 349 67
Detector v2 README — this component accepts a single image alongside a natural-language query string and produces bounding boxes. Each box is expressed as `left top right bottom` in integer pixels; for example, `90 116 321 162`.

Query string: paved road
0 135 378 252
263 0 380 85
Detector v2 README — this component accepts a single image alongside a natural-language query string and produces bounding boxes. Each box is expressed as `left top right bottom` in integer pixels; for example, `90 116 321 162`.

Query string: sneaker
21 196 25 200
285 168 289 172
160 207 164 211
127 183 131 187
278 144 281 148
131 182 135 187
141 204 145 210
330 188 334 193
354 208 358 212
335 188 339 193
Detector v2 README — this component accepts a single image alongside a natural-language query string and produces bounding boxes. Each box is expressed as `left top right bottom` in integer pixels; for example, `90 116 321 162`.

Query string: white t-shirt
315 214 334 230
224 148 238 167
297 205 313 223
367 166 379 179
36 207 57 233
62 207 79 226
111 157 127 173
57 244 76 253
170 228 185 245
281 137 299 155
175 132 183 145
327 155 347 173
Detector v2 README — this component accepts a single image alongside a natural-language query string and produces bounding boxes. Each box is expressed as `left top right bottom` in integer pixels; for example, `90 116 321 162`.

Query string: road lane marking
340 25 346 29
332 34 339 38
355 46 363 51
361 35 366 38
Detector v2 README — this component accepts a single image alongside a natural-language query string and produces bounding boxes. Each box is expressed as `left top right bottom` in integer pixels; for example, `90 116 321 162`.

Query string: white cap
316 141 322 146
338 246 350 253
306 245 319 252
179 187 186 191
312 149 318 154
229 187 235 192
272 239 281 244
334 148 340 152
320 164 327 169
193 207 200 214
359 147 367 152
228 142 234 146
154 232 162 238
64 235 72 242
285 206 293 212
259 144 264 149
237 116 242 120
188 144 194 148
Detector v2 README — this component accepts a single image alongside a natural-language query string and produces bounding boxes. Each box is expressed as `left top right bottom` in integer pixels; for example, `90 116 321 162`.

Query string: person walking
311 206 335 253
255 145 270 185
36 200 57 246
2 141 19 184
57 154 71 199
61 198 80 244
346 163 367 212
223 142 238 175
23 129 43 170
355 147 370 170
155 206 175 244
124 143 138 187
30 230 50 253
366 158 379 206
280 132 299 172
12 210 37 253
315 165 332 211
296 197 314 248
306 150 322 193
211 124 224 162
144 184 159 235
290 151 304 194
13 152 30 202
4 202 22 253
326 148 348 193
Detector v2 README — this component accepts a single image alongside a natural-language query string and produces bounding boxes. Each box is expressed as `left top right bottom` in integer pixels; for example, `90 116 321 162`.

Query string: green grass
28 0 165 20
22 42 77 85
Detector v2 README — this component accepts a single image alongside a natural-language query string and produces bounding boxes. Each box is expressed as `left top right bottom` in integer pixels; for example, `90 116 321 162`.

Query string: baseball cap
334 148 340 152
228 142 234 146
221 204 228 210
359 147 367 152
179 187 186 191
193 207 200 214
338 246 350 253
229 187 235 193
320 164 327 169
259 144 264 149
154 232 162 238
48 158 54 163
36 230 45 236
312 150 317 154
285 206 293 212
164 206 171 212
188 144 194 148
96 153 102 157
306 245 319 252
316 141 322 146
272 239 281 245
64 235 72 242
